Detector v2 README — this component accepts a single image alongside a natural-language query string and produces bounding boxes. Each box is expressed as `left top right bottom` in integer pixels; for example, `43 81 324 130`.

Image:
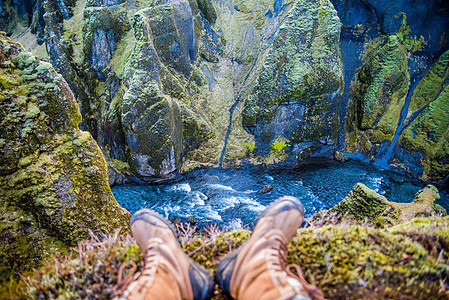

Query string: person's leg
122 209 214 300
216 196 324 300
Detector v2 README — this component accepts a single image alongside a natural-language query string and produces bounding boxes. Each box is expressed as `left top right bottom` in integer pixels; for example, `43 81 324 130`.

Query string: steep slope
1 0 344 183
0 33 130 281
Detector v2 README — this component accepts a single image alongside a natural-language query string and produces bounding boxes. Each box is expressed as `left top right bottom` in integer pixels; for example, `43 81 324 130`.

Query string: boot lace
113 261 137 296
267 234 325 300
286 264 326 300
113 243 159 297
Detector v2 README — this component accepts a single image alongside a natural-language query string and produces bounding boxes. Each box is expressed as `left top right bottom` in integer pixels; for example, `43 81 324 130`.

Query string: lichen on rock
291 216 449 299
393 49 449 182
242 0 343 160
1 0 347 181
344 35 409 157
0 33 130 282
329 182 443 227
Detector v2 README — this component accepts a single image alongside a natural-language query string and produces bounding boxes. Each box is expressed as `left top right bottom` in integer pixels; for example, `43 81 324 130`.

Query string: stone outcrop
334 0 449 182
256 185 273 194
0 33 130 281
331 0 449 56
241 0 343 159
330 183 443 226
343 37 449 182
344 35 409 158
393 50 449 182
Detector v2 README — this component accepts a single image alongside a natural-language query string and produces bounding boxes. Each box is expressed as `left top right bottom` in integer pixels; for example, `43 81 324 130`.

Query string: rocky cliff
335 0 449 183
1 0 344 183
343 40 449 183
0 33 130 281
1 0 449 182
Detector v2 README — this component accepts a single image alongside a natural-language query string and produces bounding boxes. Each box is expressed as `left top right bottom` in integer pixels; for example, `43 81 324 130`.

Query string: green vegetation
408 50 449 112
243 0 343 145
392 49 449 181
345 35 409 155
271 138 290 153
0 34 130 282
400 84 449 181
291 217 449 299
396 14 427 53
63 0 87 64
329 183 443 227
3 215 448 299
243 141 256 153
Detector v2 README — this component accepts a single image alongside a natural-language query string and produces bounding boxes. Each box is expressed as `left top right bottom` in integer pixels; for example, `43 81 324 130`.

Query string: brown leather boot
123 209 214 300
216 196 323 300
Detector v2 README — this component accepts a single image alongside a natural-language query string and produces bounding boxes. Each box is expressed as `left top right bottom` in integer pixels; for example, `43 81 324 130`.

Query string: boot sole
131 208 214 300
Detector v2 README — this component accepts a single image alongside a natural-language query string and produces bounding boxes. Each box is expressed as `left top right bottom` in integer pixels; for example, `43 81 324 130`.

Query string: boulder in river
257 185 274 194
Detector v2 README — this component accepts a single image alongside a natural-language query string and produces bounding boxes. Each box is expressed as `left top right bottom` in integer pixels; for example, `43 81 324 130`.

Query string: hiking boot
216 196 323 300
123 209 214 300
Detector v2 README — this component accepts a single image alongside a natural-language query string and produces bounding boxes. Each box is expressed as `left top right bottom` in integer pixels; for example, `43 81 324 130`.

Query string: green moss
290 220 449 298
400 82 449 181
408 50 449 112
396 14 427 53
330 183 390 224
242 0 343 146
110 29 135 75
271 138 290 153
330 183 441 227
243 141 256 153
112 159 130 172
344 35 409 156
4 216 448 299
0 33 130 283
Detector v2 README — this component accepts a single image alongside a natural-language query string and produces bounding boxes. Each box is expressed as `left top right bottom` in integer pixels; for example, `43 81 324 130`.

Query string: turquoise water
112 160 448 228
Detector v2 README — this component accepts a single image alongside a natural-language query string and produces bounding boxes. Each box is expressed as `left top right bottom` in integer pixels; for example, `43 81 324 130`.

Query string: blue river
112 160 448 229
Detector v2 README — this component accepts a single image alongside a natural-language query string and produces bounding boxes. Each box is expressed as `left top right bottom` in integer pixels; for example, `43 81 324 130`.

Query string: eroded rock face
5 0 446 183
0 0 345 183
345 35 409 157
331 0 449 56
0 33 130 281
394 50 449 182
330 183 443 226
343 36 449 182
242 0 343 158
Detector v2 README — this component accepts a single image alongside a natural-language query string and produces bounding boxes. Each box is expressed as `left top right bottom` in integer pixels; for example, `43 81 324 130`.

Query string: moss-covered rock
393 49 449 182
242 0 343 159
3 216 448 299
0 33 130 282
290 217 449 299
331 0 449 57
344 35 409 157
330 183 442 227
3 0 346 180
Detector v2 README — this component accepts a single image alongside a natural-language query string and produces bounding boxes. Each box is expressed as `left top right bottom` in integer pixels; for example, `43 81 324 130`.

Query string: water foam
207 184 235 191
170 183 192 193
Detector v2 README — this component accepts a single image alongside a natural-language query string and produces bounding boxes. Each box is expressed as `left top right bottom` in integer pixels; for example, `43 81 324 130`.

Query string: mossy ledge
329 183 443 227
0 32 131 282
2 216 448 299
